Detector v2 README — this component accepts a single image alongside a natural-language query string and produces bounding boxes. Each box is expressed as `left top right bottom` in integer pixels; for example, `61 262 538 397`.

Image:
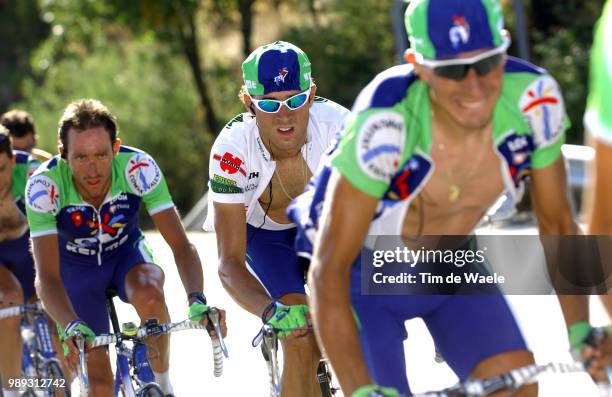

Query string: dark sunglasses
416 38 510 81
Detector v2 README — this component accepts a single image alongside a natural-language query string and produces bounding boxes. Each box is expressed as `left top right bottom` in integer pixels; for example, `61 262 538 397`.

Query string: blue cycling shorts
60 236 158 334
246 224 309 300
0 230 36 302
350 247 527 395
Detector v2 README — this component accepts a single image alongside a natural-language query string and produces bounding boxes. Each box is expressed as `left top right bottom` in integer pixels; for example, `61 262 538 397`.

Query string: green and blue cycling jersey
585 0 612 144
25 146 173 266
288 56 569 252
12 150 40 213
0 150 40 301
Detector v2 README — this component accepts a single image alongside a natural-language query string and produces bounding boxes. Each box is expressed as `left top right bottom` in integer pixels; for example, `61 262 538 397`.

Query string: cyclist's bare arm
31 234 80 361
31 234 79 328
152 207 204 296
531 158 585 326
214 202 272 316
589 139 612 233
310 170 379 396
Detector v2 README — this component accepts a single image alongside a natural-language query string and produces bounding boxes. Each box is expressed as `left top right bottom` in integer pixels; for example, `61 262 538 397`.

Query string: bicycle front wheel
43 360 71 397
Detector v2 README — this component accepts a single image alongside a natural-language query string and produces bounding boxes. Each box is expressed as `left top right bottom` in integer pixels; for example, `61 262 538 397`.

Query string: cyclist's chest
56 192 141 245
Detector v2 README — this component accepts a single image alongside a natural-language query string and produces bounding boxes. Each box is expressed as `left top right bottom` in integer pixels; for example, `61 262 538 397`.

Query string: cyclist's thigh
112 236 164 303
60 256 116 334
245 224 305 300
423 294 527 381
0 233 35 302
352 295 411 394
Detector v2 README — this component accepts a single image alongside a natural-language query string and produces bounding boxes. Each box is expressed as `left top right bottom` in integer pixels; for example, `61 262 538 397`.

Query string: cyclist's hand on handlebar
263 301 310 340
352 384 400 397
570 322 612 383
57 320 96 368
188 295 228 339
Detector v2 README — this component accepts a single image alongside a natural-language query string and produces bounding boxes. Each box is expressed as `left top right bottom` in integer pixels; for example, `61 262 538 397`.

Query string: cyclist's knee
281 332 320 358
278 292 308 306
0 267 23 307
125 265 166 308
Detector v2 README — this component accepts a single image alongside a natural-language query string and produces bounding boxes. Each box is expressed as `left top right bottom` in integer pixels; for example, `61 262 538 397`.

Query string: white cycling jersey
204 97 350 231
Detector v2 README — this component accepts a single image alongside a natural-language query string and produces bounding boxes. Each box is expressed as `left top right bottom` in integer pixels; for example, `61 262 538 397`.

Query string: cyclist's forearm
310 263 372 396
173 243 205 297
218 257 271 316
558 295 589 327
36 274 79 328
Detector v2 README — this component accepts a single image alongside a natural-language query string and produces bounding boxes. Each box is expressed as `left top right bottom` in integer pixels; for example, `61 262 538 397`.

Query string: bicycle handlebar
412 361 594 397
0 301 43 319
90 313 228 377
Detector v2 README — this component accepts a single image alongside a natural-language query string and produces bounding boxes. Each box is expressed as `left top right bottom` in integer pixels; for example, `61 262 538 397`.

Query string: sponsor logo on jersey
356 112 405 182
210 174 243 194
497 132 535 187
245 183 258 192
213 152 247 176
449 16 470 48
126 154 162 195
26 175 59 213
384 154 432 201
71 211 84 227
274 68 289 86
86 213 127 237
519 76 564 145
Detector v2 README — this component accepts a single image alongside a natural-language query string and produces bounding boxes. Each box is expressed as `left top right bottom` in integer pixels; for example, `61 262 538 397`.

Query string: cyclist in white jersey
204 41 349 396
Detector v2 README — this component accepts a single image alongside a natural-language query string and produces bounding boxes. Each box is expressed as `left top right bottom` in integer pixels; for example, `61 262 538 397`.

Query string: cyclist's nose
461 67 487 95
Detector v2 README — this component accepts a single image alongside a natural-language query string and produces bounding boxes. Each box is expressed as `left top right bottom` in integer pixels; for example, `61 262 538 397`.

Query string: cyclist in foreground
204 41 349 396
288 0 582 395
25 99 226 397
579 0 612 382
0 126 40 397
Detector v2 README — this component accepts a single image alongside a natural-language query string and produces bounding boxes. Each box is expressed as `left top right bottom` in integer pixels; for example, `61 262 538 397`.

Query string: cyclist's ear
112 138 121 155
308 84 317 105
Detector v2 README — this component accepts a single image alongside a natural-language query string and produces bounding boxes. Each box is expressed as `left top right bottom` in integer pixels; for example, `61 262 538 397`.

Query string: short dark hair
0 125 13 159
0 110 36 138
58 99 118 155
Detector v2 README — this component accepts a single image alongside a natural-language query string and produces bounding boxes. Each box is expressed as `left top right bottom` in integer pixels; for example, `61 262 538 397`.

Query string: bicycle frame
106 292 157 397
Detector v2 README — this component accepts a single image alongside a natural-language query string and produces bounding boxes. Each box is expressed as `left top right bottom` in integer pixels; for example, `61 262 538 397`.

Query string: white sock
2 390 21 397
153 370 174 395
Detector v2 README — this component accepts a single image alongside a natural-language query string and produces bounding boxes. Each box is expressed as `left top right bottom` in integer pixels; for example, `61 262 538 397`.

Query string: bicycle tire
44 360 71 397
139 383 165 397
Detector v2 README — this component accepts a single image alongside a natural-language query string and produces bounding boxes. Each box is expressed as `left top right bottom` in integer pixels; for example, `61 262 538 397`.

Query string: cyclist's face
0 152 15 200
65 126 119 202
248 86 316 156
417 48 504 130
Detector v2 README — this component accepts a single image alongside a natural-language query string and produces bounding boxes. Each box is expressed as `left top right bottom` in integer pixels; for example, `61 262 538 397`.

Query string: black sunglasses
416 38 510 81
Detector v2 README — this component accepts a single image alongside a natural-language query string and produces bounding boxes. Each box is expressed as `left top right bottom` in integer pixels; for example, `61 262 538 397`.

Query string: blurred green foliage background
0 0 605 215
